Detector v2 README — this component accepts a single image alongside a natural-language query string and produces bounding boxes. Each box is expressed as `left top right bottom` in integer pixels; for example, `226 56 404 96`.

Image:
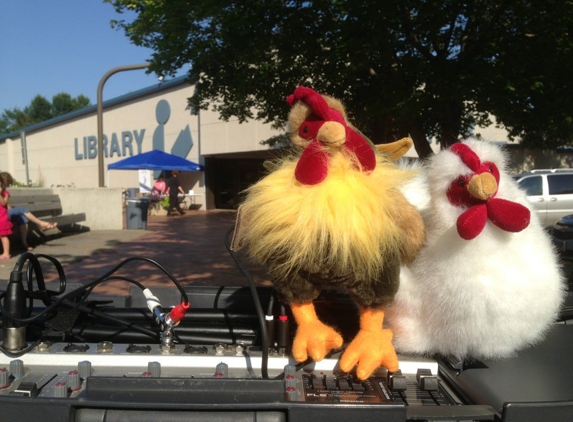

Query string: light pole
97 63 150 187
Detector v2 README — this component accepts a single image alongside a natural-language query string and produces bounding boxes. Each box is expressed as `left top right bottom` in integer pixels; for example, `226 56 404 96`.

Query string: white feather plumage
388 139 566 359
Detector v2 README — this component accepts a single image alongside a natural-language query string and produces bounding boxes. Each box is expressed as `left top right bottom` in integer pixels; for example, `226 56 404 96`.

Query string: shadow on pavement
27 210 271 297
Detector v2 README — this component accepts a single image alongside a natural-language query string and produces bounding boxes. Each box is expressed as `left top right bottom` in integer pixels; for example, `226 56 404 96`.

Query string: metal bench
8 192 86 240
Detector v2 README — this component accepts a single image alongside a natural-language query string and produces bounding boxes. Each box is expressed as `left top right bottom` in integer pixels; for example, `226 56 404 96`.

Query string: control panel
0 340 456 404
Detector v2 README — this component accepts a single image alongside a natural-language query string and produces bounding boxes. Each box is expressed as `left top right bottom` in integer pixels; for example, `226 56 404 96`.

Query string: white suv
513 170 573 227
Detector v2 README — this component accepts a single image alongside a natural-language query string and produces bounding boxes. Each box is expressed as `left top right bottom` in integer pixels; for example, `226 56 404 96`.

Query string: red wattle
457 204 488 240
487 198 530 233
295 140 330 185
345 127 376 172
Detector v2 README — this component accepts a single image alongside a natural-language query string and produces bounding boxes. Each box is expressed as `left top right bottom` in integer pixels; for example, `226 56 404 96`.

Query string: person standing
0 173 13 259
166 170 186 216
0 171 58 251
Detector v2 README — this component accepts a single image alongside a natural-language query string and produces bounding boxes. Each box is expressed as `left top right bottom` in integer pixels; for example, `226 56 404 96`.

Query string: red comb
451 143 481 172
286 86 331 120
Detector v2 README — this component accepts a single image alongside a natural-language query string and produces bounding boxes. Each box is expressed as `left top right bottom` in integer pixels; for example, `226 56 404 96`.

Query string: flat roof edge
0 75 190 141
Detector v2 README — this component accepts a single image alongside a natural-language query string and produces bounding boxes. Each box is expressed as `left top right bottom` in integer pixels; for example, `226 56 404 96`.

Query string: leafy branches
1 93 91 135
106 0 573 157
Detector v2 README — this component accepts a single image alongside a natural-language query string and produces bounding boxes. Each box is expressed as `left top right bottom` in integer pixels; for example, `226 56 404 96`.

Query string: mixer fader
0 341 446 400
0 339 502 422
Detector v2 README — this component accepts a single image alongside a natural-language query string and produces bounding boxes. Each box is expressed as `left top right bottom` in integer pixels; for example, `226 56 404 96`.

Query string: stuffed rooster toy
238 86 425 380
387 138 565 360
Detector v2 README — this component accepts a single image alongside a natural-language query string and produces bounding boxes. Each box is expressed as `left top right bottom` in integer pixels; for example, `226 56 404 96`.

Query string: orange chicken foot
339 308 399 380
291 302 343 362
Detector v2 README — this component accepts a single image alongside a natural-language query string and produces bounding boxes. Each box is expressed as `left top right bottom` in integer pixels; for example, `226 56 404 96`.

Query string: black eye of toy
457 178 466 187
303 126 308 134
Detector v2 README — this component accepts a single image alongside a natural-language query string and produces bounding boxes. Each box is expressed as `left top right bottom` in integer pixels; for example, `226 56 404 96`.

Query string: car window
518 176 543 196
547 174 573 195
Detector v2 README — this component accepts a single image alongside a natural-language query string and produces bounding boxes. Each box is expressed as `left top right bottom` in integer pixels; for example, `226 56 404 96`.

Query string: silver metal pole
97 63 150 187
20 131 30 185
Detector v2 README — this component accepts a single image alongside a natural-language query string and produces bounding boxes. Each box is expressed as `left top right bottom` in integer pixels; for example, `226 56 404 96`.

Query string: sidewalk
0 210 271 296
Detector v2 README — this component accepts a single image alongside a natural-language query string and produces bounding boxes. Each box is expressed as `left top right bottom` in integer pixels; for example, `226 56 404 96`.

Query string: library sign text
74 129 146 160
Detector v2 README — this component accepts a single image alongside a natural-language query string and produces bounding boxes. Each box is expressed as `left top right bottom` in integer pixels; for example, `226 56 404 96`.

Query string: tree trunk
439 101 463 149
407 118 434 160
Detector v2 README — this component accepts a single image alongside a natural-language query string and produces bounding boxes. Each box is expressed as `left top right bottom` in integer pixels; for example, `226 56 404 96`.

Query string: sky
0 1 187 113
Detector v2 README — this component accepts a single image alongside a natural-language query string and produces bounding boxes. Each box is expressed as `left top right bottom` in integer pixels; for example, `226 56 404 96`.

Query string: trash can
126 197 150 229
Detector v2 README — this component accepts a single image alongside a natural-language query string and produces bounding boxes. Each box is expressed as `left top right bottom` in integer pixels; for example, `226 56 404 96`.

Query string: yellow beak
467 172 497 201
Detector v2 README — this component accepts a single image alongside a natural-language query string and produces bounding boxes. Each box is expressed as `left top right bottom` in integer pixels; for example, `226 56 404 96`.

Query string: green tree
51 93 91 116
106 0 573 158
0 120 7 135
477 1 573 149
1 93 91 135
27 95 52 124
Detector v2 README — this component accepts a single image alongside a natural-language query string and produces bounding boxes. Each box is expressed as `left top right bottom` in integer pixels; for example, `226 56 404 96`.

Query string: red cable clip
167 302 190 324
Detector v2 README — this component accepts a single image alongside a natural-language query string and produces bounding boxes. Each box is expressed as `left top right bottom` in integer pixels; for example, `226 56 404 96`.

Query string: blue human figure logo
152 99 194 178
152 99 170 153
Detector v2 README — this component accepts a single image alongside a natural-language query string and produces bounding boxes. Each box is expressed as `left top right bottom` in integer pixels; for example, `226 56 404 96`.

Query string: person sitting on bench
8 206 57 251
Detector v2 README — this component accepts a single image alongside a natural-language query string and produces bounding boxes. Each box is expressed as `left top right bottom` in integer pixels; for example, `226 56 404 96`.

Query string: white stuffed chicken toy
387 138 565 360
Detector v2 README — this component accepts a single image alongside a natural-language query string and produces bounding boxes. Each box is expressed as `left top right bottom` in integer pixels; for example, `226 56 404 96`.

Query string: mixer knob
285 376 296 389
148 361 161 378
10 359 24 379
235 343 245 356
286 386 298 401
97 341 113 352
53 381 68 398
284 364 297 389
78 361 92 379
35 341 51 352
67 370 81 391
416 368 438 391
214 362 228 378
0 367 10 388
284 364 296 377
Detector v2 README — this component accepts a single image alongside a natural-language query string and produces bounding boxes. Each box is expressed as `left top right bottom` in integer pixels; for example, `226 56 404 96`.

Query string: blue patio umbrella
107 149 204 171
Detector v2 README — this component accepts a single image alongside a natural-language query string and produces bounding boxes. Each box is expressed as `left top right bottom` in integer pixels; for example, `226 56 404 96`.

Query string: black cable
0 255 190 353
70 275 147 310
24 253 67 308
93 275 146 290
0 256 187 324
267 291 275 316
266 292 276 353
0 253 90 323
45 276 161 342
0 254 196 360
224 225 270 379
59 299 159 339
79 256 190 305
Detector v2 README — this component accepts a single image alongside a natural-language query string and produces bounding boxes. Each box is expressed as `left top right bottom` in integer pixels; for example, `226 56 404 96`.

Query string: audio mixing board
0 340 498 421
1 281 572 421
